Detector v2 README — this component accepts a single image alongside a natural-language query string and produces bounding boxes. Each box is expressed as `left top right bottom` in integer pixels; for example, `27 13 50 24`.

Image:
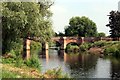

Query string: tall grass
44 68 69 78
24 55 41 71
104 43 120 57
2 70 30 78
2 40 42 70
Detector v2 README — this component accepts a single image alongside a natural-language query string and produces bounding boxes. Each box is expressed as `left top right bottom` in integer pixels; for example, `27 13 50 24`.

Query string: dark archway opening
49 41 61 50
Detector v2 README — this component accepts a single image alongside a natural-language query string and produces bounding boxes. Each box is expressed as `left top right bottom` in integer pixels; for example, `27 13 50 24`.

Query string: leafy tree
2 1 54 53
97 32 106 37
55 32 64 37
106 11 120 38
65 16 97 37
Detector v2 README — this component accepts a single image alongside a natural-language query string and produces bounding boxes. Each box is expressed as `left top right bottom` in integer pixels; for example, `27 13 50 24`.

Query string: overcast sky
50 0 120 35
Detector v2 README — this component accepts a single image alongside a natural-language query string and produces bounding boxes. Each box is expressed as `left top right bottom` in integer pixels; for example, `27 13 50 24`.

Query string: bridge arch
66 42 79 47
55 41 62 47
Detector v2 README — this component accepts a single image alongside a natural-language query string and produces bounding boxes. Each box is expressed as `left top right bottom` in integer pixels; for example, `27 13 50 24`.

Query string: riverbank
88 47 104 54
2 63 68 78
66 41 120 57
2 63 42 78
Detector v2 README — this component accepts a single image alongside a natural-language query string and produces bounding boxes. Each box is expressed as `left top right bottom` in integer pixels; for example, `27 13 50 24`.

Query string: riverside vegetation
65 41 120 58
2 2 69 78
2 40 69 78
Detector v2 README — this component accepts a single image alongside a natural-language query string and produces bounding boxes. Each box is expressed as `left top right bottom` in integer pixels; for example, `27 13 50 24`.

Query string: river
39 49 120 79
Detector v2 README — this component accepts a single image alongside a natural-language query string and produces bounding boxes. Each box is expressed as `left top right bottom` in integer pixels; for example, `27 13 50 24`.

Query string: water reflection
39 49 120 78
110 58 120 79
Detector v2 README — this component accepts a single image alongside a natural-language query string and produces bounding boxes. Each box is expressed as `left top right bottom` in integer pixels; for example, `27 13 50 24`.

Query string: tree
55 32 64 37
97 32 106 37
106 11 120 38
2 1 54 53
65 16 97 37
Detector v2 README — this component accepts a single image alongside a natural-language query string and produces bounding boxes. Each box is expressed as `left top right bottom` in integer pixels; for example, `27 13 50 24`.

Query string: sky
50 0 120 36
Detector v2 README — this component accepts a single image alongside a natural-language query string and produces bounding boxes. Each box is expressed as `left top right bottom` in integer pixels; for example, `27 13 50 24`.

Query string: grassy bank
65 41 120 57
2 40 69 78
2 63 42 78
2 63 69 78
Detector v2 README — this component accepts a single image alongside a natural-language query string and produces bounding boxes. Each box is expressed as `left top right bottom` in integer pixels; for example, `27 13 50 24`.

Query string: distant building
118 1 120 12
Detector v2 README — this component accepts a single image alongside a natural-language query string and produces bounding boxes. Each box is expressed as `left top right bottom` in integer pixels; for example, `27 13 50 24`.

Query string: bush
14 56 24 67
104 43 120 58
2 58 15 64
79 43 92 51
92 41 107 47
45 68 69 78
66 44 79 52
30 41 42 55
24 55 41 70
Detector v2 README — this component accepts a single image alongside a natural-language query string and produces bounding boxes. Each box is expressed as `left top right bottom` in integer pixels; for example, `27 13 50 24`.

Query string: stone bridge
42 37 85 50
24 36 114 59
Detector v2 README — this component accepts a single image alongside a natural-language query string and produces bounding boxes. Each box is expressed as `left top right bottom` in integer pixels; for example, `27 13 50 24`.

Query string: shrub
104 43 120 58
92 41 107 47
104 46 117 55
24 55 41 71
45 68 69 78
30 41 42 55
2 58 15 64
79 43 91 51
65 44 79 52
14 56 24 67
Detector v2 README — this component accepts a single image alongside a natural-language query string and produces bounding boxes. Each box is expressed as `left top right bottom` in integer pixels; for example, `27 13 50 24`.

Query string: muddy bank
88 47 104 54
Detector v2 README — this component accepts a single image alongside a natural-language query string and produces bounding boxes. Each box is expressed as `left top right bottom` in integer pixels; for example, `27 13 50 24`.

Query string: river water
39 49 120 79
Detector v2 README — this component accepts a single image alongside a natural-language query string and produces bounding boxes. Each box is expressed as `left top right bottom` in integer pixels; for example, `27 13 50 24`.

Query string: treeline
56 11 120 39
55 16 106 37
2 1 54 70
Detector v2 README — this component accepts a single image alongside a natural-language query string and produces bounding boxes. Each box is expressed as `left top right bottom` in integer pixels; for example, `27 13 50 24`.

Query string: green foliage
104 43 120 58
14 56 24 67
79 43 91 51
2 1 54 54
106 11 120 38
45 68 69 78
97 32 106 37
55 32 65 37
30 41 42 55
24 55 41 70
65 16 97 37
66 44 79 52
92 41 107 47
2 58 15 64
2 70 20 78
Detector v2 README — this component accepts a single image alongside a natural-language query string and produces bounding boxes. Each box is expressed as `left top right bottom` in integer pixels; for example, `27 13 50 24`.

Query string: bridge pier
42 42 49 50
60 37 67 50
81 37 84 44
23 38 31 60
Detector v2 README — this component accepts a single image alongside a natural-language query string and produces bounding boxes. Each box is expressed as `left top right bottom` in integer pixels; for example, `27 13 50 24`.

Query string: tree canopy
2 1 54 53
106 11 120 38
64 16 97 37
97 32 106 37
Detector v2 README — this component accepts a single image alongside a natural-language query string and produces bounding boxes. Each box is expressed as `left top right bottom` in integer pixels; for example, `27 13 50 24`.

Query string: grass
2 63 43 78
2 69 29 78
44 68 69 78
2 63 69 78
